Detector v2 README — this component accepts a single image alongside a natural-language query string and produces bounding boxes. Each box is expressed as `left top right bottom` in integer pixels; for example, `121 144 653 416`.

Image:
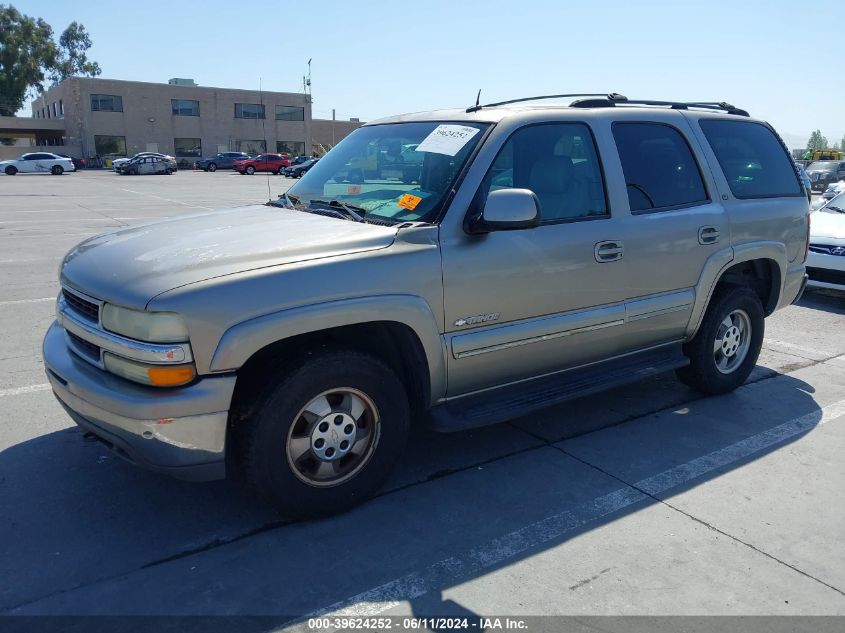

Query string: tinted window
174 138 202 157
613 123 708 212
234 103 265 119
275 105 304 121
171 99 200 116
90 94 123 112
485 123 608 221
700 120 802 198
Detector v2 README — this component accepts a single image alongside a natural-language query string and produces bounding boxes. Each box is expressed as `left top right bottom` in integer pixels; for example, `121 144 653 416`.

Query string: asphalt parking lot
1 170 844 625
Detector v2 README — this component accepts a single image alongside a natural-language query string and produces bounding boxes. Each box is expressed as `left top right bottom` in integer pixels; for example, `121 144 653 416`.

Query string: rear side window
699 120 802 199
612 122 708 213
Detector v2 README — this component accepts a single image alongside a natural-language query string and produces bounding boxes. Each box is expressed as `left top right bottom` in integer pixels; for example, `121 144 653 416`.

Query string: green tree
806 130 829 151
47 21 101 84
0 5 100 117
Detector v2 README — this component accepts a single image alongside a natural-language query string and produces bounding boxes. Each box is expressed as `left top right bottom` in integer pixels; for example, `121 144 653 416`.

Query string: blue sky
12 0 845 147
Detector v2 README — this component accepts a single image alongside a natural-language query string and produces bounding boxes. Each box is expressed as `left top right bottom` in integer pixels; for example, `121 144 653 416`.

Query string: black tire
5 166 17 176
208 163 217 172
51 165 63 175
245 165 256 175
676 285 764 395
232 351 410 519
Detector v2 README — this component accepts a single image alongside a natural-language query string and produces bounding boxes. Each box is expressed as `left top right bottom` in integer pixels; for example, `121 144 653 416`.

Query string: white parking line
764 338 832 359
0 297 54 306
0 383 51 398
299 397 845 623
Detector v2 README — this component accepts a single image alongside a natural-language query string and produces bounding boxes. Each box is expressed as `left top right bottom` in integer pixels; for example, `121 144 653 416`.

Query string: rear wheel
5 166 17 176
676 285 764 394
51 165 64 175
246 165 256 175
233 351 410 518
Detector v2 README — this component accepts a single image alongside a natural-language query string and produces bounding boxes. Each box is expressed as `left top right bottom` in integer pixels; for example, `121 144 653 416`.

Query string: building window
94 135 127 157
171 99 200 116
276 141 305 156
275 105 304 121
234 103 265 119
174 138 202 157
235 139 266 154
91 94 124 112
52 103 57 117
59 100 63 116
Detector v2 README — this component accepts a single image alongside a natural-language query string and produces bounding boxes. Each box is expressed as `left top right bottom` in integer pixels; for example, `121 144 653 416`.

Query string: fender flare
209 294 446 405
685 241 786 339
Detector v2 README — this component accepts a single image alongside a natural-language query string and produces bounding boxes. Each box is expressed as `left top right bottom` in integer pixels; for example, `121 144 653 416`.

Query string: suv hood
60 204 398 309
811 209 845 241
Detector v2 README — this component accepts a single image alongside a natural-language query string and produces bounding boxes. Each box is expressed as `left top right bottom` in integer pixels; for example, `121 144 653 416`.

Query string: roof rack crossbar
466 92 627 113
570 98 749 117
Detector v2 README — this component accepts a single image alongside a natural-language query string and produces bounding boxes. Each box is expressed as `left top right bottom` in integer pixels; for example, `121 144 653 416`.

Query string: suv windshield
287 121 488 223
807 161 838 171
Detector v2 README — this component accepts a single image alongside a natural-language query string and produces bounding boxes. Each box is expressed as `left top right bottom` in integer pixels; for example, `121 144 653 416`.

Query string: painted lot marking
0 383 51 398
0 297 54 306
764 338 833 359
298 397 845 623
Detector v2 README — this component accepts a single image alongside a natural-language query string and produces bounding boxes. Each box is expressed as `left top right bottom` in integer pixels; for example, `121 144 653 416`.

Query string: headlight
102 304 189 343
103 352 196 387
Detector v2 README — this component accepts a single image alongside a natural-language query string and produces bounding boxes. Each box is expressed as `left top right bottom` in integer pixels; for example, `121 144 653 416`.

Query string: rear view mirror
472 189 540 233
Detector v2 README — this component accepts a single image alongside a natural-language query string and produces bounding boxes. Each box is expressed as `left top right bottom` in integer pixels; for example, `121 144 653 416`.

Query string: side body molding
684 241 787 339
209 295 447 405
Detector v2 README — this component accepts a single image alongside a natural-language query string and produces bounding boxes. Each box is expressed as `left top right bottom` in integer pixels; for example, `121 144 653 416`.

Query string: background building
0 77 364 163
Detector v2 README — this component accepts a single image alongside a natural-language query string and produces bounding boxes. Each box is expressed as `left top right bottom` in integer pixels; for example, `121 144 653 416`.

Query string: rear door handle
699 226 720 245
595 240 624 262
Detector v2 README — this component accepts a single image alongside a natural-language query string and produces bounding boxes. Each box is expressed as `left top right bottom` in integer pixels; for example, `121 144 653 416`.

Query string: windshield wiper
827 206 845 213
308 198 366 223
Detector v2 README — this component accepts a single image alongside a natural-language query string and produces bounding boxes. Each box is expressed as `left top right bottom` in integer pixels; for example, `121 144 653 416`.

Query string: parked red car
233 153 291 175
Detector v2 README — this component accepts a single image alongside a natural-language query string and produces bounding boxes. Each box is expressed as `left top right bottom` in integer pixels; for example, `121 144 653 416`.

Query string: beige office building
18 77 362 165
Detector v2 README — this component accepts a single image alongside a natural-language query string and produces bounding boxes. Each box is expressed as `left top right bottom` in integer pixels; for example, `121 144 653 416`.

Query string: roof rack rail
466 92 627 113
569 97 749 117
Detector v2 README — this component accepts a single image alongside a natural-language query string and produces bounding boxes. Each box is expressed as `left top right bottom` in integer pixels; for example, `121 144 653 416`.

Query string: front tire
245 165 256 175
208 163 217 172
5 166 17 176
233 351 410 519
676 285 764 395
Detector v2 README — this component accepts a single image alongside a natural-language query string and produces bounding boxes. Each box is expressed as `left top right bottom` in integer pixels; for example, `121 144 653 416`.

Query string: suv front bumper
43 321 236 481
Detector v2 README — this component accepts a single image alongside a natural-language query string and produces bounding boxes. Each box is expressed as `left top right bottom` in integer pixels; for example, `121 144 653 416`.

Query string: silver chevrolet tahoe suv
43 94 810 518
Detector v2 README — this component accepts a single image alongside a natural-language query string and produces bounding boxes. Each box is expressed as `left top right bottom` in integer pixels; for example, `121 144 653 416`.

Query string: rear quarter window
699 120 802 199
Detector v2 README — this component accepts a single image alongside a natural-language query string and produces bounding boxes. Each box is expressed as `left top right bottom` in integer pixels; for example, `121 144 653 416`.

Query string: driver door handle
595 240 624 262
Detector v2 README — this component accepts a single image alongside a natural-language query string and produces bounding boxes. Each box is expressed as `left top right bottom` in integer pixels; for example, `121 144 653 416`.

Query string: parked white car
1 152 75 176
822 180 845 201
807 191 845 291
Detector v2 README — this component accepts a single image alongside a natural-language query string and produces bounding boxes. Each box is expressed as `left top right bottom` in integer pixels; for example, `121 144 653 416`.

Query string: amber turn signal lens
146 365 196 387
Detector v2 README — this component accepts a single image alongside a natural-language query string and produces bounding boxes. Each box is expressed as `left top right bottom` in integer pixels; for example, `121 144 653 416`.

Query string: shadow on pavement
0 370 828 622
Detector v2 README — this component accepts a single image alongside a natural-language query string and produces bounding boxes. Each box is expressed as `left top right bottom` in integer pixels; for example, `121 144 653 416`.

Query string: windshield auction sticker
397 193 423 210
415 125 480 156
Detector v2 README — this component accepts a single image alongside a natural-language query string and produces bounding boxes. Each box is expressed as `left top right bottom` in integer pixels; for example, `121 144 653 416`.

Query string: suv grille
67 330 101 361
62 289 99 322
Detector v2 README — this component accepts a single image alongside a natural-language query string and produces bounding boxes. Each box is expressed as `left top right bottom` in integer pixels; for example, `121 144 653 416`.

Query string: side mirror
472 189 541 233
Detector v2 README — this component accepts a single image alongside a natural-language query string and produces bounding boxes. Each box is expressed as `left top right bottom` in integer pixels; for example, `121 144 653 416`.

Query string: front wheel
245 165 256 175
207 163 217 172
5 166 17 176
232 351 410 519
676 285 764 395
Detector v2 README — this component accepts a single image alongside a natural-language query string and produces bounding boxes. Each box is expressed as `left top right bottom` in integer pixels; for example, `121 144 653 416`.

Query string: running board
430 345 689 432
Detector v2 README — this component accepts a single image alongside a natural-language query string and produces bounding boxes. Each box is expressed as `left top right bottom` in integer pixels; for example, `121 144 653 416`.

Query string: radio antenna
260 77 271 202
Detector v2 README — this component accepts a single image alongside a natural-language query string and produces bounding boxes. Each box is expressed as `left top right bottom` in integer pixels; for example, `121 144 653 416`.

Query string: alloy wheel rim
285 388 380 488
713 309 751 374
